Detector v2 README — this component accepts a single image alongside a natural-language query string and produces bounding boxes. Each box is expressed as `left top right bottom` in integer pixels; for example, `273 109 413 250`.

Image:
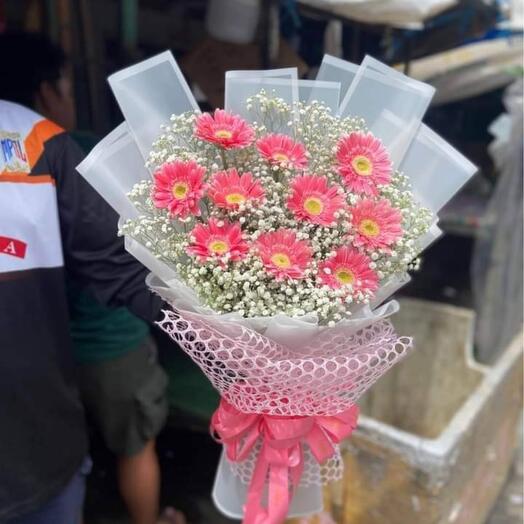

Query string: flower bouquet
77 51 476 523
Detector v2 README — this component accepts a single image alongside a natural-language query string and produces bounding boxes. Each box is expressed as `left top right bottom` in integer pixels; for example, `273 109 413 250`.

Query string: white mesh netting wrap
158 307 413 417
158 307 412 487
228 439 344 487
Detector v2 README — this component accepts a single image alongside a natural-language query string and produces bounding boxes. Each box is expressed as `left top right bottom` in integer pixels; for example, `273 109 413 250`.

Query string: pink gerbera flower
318 247 378 293
208 168 265 209
336 132 392 195
287 174 346 226
350 199 403 250
152 160 206 218
194 109 254 149
255 229 312 280
187 219 249 262
256 133 308 169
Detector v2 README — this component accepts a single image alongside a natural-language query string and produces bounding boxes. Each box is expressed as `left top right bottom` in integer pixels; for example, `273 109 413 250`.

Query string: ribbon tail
268 462 291 524
243 447 271 524
243 447 292 524
306 424 336 464
289 444 304 488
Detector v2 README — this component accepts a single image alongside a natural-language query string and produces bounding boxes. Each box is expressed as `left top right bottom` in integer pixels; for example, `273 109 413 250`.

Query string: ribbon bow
211 399 359 524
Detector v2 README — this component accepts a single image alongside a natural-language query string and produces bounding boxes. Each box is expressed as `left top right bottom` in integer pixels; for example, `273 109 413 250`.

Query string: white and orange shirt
0 101 160 521
0 102 64 273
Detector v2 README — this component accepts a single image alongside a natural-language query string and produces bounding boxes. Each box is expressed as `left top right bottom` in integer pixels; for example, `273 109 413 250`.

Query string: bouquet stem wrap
211 399 359 524
158 306 413 523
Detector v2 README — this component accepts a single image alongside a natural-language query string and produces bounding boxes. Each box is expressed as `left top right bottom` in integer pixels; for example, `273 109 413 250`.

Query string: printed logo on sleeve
0 131 30 174
0 236 27 259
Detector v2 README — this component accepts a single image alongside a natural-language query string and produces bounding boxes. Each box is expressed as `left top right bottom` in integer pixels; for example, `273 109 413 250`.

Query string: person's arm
51 132 162 323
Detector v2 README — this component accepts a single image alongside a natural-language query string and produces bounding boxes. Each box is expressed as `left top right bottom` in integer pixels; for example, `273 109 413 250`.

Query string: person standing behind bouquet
0 32 184 524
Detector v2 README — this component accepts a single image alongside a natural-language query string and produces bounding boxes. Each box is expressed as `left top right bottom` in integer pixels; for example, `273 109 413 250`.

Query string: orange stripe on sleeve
0 174 55 185
24 119 64 169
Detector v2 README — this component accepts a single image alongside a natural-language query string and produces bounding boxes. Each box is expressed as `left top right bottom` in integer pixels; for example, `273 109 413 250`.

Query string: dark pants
9 458 91 524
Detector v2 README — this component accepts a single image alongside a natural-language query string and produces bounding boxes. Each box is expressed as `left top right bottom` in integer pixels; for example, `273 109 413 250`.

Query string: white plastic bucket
206 0 261 44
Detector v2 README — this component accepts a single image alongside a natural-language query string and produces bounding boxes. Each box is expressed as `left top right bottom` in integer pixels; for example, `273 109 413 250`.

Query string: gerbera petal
187 219 249 262
336 132 392 196
257 134 308 170
256 229 312 280
208 168 265 209
318 247 378 294
287 174 346 226
152 160 206 218
350 198 403 250
195 109 254 149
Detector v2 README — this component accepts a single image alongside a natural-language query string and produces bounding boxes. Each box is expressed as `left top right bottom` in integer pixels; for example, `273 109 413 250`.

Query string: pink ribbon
211 400 359 524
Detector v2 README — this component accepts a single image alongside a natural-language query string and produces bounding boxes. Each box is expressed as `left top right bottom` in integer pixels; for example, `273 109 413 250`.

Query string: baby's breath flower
125 91 431 324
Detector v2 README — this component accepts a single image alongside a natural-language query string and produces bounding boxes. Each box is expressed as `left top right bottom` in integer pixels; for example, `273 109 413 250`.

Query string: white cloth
298 0 457 29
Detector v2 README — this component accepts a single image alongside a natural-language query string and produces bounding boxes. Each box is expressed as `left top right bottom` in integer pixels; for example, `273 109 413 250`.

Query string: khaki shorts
77 338 168 456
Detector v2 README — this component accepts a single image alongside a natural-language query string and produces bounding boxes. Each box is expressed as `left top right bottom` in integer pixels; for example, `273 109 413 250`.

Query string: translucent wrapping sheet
125 236 178 286
313 57 454 305
213 450 325 519
225 68 298 83
315 54 359 111
76 123 149 220
298 79 341 112
147 275 400 351
473 79 523 363
225 77 299 129
350 55 477 211
369 273 411 309
359 222 442 310
400 124 478 213
108 51 199 159
225 68 298 120
416 222 443 252
338 56 435 165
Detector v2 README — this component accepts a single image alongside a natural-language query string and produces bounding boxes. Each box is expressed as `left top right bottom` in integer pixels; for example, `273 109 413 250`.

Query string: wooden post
260 0 279 69
78 0 109 133
121 0 139 55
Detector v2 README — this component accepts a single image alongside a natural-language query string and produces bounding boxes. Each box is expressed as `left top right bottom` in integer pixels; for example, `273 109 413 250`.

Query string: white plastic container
206 0 261 44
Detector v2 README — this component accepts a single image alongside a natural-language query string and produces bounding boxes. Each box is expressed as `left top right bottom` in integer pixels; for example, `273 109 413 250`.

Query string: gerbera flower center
172 182 189 199
214 129 233 140
352 155 373 176
335 267 355 285
271 252 291 268
225 192 246 205
303 197 324 216
359 218 381 237
208 240 229 255
273 152 289 163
